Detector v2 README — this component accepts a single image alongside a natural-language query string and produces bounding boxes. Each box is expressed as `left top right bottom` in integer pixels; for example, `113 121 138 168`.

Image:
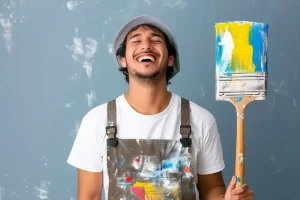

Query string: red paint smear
130 186 145 200
126 176 132 183
135 157 140 163
184 165 191 173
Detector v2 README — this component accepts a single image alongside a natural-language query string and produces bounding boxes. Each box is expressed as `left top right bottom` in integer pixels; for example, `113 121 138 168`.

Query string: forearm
200 185 226 200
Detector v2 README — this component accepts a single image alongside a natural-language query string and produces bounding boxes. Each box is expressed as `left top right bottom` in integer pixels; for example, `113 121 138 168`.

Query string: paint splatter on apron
106 98 196 200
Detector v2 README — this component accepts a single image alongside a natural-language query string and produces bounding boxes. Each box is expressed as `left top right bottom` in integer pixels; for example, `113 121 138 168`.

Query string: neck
124 78 171 115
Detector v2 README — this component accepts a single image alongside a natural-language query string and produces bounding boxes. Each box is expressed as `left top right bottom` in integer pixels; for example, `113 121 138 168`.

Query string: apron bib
106 98 197 200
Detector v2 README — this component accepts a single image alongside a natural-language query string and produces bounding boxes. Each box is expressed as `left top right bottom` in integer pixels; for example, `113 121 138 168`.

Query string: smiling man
67 15 254 200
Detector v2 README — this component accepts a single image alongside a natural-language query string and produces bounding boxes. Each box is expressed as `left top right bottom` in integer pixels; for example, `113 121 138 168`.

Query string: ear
120 56 127 68
168 55 175 67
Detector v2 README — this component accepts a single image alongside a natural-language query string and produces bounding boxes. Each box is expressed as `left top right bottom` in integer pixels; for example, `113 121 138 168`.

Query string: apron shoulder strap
180 97 192 147
106 99 118 147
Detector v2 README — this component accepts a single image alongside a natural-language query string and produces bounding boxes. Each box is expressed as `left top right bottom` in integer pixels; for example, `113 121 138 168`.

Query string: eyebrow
128 32 164 40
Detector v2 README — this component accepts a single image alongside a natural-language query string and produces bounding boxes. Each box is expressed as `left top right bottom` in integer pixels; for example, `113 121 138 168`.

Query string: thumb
227 176 237 192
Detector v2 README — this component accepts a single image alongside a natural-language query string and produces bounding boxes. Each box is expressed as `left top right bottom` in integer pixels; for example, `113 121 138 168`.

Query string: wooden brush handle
236 104 245 187
230 96 255 187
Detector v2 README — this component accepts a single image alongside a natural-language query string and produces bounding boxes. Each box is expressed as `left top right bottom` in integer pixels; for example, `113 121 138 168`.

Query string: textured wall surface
0 0 299 199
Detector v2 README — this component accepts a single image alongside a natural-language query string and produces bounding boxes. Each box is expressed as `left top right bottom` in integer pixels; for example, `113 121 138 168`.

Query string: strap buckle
107 138 118 147
106 125 118 147
180 125 191 147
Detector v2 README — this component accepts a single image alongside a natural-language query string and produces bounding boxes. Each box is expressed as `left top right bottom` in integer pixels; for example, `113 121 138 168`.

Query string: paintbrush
215 21 269 187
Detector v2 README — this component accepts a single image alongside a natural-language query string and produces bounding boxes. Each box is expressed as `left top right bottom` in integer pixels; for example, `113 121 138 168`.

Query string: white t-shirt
67 93 225 199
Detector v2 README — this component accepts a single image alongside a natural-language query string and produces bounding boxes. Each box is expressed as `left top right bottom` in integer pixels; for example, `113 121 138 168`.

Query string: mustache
134 50 159 57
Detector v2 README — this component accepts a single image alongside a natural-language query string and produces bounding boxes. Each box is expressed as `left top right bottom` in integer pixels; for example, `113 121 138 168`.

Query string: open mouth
136 55 156 63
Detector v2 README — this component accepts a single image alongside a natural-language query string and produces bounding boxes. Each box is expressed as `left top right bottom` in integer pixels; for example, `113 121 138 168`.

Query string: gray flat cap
112 15 180 80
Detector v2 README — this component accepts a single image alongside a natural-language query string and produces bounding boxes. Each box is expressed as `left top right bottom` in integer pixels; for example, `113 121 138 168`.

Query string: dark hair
116 24 176 85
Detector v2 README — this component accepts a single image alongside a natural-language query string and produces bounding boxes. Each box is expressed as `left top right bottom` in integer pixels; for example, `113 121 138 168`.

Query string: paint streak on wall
66 0 83 10
66 102 74 108
66 28 98 80
71 121 80 137
143 0 152 5
71 73 80 81
43 156 48 166
86 90 96 107
0 186 4 200
107 44 113 54
34 181 50 200
293 98 297 108
162 0 187 9
0 0 25 54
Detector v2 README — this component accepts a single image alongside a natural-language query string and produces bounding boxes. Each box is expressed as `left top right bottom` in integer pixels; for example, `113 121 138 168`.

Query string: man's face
120 25 174 84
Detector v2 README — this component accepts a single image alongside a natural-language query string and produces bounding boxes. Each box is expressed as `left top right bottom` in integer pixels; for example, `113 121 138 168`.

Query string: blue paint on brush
236 96 242 102
216 33 223 72
237 177 241 183
250 23 268 73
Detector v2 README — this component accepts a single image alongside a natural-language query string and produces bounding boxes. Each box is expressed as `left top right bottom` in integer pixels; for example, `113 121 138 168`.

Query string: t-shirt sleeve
197 120 225 175
67 111 104 172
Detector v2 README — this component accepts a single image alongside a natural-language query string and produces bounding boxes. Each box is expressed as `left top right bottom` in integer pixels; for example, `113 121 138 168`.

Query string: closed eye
152 40 162 43
132 40 141 44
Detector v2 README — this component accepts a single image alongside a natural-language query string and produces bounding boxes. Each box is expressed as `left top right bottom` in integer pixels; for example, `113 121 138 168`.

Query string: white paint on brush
87 90 96 107
0 186 5 200
83 61 92 79
238 153 244 165
217 27 234 73
34 181 50 200
162 0 187 9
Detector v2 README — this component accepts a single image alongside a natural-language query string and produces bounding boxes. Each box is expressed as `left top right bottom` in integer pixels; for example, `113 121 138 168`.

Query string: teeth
138 56 155 62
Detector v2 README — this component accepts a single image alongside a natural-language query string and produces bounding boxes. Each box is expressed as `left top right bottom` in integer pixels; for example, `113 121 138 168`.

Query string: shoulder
189 100 216 128
80 95 123 129
173 93 217 131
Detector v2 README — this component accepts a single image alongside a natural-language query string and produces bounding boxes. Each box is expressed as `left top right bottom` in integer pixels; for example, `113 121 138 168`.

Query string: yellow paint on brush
216 22 256 73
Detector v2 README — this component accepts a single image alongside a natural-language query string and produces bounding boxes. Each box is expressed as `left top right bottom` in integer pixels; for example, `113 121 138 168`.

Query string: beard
127 61 167 86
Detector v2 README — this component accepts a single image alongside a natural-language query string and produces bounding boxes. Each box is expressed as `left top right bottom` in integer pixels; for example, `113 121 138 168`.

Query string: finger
227 175 237 192
231 184 249 195
233 188 254 200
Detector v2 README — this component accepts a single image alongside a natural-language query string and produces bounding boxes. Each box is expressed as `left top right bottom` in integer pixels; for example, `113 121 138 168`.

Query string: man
67 15 254 200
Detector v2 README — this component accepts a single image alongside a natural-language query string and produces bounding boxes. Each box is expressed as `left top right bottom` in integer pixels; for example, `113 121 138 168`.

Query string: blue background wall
0 0 299 199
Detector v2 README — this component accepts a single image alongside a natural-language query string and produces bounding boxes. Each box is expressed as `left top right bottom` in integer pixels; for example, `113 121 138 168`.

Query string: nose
141 39 152 51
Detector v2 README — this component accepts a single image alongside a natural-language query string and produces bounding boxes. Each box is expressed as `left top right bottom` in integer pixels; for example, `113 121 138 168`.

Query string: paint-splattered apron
106 98 196 200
